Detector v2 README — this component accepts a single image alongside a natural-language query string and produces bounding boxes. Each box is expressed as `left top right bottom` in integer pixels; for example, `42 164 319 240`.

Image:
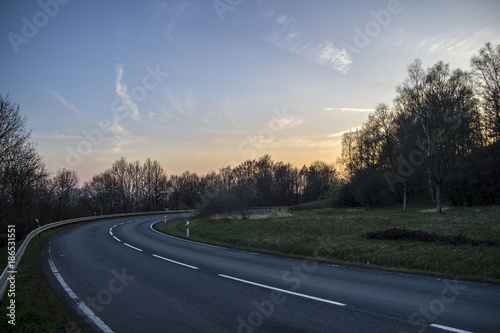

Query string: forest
1 42 499 247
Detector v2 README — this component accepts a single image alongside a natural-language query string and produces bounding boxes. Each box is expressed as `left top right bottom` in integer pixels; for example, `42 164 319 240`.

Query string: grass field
154 205 500 282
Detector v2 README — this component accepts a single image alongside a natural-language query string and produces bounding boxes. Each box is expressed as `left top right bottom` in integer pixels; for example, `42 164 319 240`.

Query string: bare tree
273 161 299 206
394 60 482 213
169 171 200 209
143 158 169 211
255 154 274 206
53 168 79 219
219 165 234 191
128 160 143 211
303 161 337 202
0 95 48 241
471 42 500 142
0 94 31 165
110 157 133 212
339 129 358 178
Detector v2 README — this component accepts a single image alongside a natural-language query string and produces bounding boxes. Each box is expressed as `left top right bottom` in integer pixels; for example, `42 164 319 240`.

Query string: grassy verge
154 206 500 283
0 226 93 333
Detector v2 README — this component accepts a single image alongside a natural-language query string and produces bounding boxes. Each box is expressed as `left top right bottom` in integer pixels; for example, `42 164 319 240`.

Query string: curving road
45 214 500 333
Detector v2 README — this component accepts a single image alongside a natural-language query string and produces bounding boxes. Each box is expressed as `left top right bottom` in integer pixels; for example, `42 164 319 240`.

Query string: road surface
45 214 500 332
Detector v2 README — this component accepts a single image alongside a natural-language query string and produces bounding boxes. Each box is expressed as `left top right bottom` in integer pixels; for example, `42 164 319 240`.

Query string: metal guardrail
0 210 195 306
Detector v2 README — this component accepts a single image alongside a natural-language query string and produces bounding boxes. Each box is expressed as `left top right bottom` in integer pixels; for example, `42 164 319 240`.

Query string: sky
1 0 499 183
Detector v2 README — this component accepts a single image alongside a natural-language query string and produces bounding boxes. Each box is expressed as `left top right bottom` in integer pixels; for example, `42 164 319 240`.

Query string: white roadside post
35 218 40 237
164 215 167 223
186 221 189 238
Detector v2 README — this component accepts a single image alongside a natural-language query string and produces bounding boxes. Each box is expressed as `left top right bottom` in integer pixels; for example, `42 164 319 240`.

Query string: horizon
1 0 499 182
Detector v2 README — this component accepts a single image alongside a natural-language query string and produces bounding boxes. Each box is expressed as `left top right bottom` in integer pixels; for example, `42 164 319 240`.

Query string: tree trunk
436 183 442 213
403 182 407 212
428 170 435 204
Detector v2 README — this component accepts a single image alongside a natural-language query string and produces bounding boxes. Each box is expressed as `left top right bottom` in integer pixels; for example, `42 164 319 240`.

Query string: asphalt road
45 214 500 333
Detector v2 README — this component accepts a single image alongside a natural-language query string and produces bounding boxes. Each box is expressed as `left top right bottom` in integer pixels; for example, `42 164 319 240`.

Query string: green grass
0 226 94 333
154 206 500 282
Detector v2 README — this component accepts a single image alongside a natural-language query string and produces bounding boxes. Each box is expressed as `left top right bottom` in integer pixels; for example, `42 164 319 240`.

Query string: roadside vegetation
0 226 93 333
154 206 500 283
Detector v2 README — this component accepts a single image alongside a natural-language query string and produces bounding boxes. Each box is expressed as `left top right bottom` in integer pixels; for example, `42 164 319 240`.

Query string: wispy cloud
328 126 360 138
324 107 374 113
277 136 338 148
270 115 304 129
109 120 127 136
260 8 352 73
259 135 342 152
110 135 147 153
48 88 81 114
310 42 352 73
115 64 140 121
32 131 84 140
387 27 500 58
108 64 140 137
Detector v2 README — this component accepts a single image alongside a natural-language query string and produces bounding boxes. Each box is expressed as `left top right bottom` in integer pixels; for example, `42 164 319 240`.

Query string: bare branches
471 42 500 141
0 94 31 165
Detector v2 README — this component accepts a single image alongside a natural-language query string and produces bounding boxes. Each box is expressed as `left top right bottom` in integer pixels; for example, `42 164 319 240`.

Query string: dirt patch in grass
364 228 499 247
249 209 291 219
209 208 291 220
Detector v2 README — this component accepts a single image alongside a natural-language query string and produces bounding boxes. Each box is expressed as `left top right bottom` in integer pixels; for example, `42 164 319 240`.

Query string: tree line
336 42 500 212
83 154 338 216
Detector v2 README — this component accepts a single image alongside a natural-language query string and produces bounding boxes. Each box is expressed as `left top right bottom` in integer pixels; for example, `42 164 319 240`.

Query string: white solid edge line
149 222 237 251
430 324 474 333
218 274 346 307
48 245 114 333
149 221 278 256
123 243 143 252
113 236 121 242
152 254 199 270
